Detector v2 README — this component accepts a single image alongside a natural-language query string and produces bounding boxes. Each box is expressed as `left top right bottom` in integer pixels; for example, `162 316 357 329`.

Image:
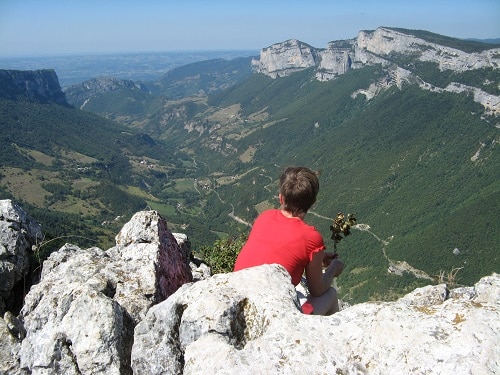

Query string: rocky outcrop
252 27 500 113
252 39 361 80
0 311 27 375
64 77 149 109
357 28 500 72
251 39 319 78
109 210 193 308
20 251 134 374
132 265 499 374
0 203 498 374
0 200 42 315
15 210 197 374
0 69 67 105
254 27 500 80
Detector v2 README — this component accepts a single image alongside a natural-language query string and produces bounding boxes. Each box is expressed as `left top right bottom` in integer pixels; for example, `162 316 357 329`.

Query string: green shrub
196 233 247 274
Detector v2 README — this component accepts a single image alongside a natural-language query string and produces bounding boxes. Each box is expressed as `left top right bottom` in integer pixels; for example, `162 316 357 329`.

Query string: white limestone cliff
357 28 499 72
251 39 318 78
0 200 42 316
252 27 500 114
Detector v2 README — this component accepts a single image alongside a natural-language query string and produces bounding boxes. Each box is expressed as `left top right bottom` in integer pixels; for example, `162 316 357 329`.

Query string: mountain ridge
0 26 498 303
0 69 67 105
251 27 499 114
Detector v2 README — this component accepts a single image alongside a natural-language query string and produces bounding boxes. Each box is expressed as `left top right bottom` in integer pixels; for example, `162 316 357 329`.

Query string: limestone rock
132 265 499 375
0 312 27 375
252 39 318 78
2 203 498 374
20 278 133 375
0 69 67 105
254 28 500 80
110 210 193 305
18 210 196 374
357 27 500 73
252 27 500 113
0 199 43 315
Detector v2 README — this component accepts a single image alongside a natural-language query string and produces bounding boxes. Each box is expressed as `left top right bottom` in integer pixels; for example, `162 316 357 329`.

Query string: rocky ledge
0 200 498 374
253 27 500 80
0 69 67 105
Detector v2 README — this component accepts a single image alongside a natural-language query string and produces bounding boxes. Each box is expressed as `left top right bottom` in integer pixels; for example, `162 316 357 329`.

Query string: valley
0 50 259 87
0 27 498 303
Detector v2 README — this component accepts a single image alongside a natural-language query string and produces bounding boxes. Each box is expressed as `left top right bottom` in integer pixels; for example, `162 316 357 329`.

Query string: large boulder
20 263 133 375
107 210 193 322
18 210 196 374
132 264 499 374
0 199 42 315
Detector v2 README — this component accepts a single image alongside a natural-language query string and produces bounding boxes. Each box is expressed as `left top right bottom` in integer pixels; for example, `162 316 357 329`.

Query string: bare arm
305 251 344 297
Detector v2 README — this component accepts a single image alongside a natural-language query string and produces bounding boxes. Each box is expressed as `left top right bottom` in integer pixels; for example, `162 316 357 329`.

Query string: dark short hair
279 166 319 216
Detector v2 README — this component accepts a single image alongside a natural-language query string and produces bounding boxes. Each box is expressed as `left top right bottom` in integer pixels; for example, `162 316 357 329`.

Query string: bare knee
308 287 339 316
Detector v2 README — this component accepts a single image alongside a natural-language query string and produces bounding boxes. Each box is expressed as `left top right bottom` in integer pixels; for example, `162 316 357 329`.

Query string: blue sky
0 0 499 57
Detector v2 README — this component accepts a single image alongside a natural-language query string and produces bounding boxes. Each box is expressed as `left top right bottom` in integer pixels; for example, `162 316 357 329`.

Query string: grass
23 148 55 166
120 185 160 201
207 103 241 122
146 200 177 217
210 230 230 239
172 178 196 192
0 167 56 206
214 167 260 186
254 200 274 214
72 178 100 190
59 149 98 164
239 146 256 163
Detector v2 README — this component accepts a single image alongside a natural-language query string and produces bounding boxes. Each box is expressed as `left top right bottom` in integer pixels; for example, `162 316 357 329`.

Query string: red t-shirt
234 209 325 286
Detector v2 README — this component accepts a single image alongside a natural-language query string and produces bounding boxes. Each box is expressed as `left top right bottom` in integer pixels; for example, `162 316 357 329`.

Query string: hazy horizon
1 0 499 58
0 49 261 60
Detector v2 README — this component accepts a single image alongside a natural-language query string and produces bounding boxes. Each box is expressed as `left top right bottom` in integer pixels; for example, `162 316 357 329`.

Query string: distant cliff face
64 77 149 109
253 27 500 80
251 39 319 78
0 69 67 105
252 27 500 114
356 27 499 72
251 38 359 81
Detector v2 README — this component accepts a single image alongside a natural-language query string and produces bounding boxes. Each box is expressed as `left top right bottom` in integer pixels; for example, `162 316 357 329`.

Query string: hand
322 251 338 267
326 259 344 278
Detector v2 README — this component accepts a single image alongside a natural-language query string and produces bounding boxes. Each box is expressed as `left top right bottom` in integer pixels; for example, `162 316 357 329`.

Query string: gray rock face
64 77 149 109
0 200 42 315
132 265 499 374
252 27 500 114
17 210 196 374
1 203 498 374
254 27 500 80
252 39 319 78
110 210 193 305
357 28 500 72
0 312 27 375
0 69 67 105
20 266 133 375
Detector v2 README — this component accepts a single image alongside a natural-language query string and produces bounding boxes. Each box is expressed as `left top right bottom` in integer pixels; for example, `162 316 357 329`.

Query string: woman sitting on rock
234 166 344 315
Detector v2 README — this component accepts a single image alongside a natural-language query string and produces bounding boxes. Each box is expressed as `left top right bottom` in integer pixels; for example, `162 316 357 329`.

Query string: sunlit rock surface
0 203 498 374
133 265 499 375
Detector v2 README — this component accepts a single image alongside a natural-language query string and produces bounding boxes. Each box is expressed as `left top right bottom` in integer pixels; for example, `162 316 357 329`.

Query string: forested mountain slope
2 27 498 302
